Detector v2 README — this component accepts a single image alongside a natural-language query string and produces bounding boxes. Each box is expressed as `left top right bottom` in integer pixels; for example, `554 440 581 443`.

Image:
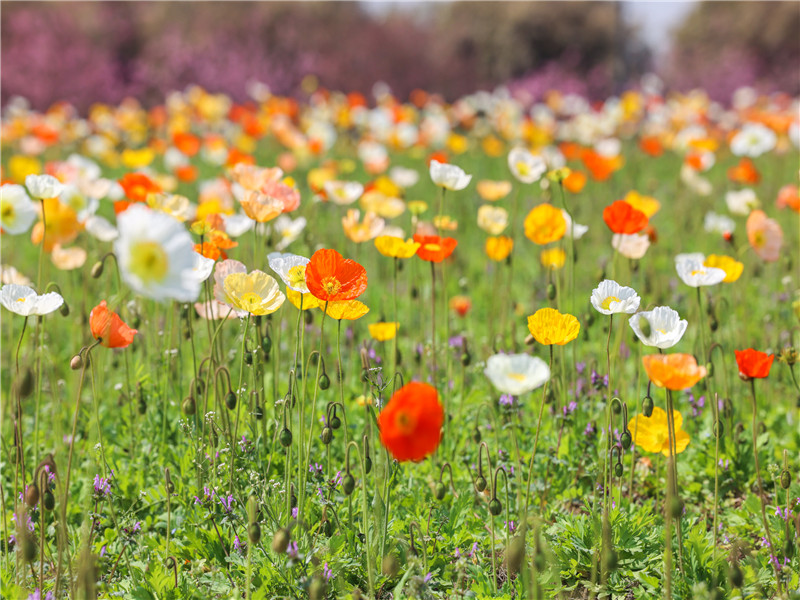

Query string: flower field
1 82 799 599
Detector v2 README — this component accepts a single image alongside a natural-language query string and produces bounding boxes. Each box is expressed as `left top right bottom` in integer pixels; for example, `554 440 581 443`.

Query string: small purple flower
454 547 461 559
292 507 298 519
469 542 479 557
323 562 333 581
287 540 299 559
234 535 244 554
448 335 465 348
219 494 234 513
499 394 515 408
576 362 586 375
562 401 578 416
424 572 433 584
93 474 111 498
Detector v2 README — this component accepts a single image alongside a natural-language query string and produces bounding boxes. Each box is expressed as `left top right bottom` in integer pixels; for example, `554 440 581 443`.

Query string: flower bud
17 368 34 399
59 302 70 317
614 462 623 477
248 522 261 544
780 470 791 490
225 391 237 410
320 427 332 445
364 455 372 474
620 431 632 450
90 261 104 278
505 534 526 575
261 336 272 355
642 395 654 417
547 283 556 300
728 563 743 588
475 476 487 492
343 473 356 496
182 396 196 416
611 397 622 415
669 496 684 519
461 352 471 366
382 554 399 578
318 373 330 390
330 414 341 430
25 484 39 507
43 490 55 511
271 528 290 554
279 428 292 447
434 481 446 501
70 355 84 370
488 498 503 516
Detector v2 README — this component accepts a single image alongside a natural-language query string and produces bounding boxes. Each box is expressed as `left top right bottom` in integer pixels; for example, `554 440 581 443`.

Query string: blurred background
2 1 798 111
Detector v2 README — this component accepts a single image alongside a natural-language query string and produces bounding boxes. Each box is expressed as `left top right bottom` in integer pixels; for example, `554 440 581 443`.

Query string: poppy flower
540 248 566 270
322 299 369 320
369 322 399 341
508 148 546 184
1 284 64 317
118 173 161 203
642 354 706 391
628 407 690 456
703 255 743 283
449 295 471 316
223 270 286 316
639 136 664 157
562 170 587 193
485 236 513 262
374 236 421 259
603 200 648 235
477 205 509 235
746 210 783 262
90 300 137 348
305 249 367 302
623 191 660 218
413 235 457 263
429 160 471 191
590 280 640 315
342 209 385 243
734 349 774 379
523 203 566 245
727 158 760 185
378 382 444 462
628 307 687 349
527 308 580 346
776 184 800 213
484 353 550 396
476 180 512 201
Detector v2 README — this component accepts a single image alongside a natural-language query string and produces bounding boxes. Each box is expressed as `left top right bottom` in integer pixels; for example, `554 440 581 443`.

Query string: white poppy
114 204 200 302
611 233 650 260
484 353 550 396
703 212 735 236
324 181 364 206
0 284 63 316
628 306 688 349
1 184 37 234
267 252 310 293
189 252 215 284
272 215 307 251
675 255 725 287
561 209 588 239
590 280 641 315
0 265 32 286
730 123 776 158
507 147 546 184
84 215 119 242
725 189 759 216
477 205 508 235
429 160 471 191
212 259 248 317
389 166 419 189
221 213 255 238
25 174 64 200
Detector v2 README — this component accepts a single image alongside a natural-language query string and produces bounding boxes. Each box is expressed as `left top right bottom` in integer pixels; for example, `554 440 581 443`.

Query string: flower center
321 275 342 296
690 269 704 276
516 161 530 176
507 372 527 382
239 292 264 312
16 296 27 303
1 202 14 221
425 243 442 252
129 240 169 283
287 265 306 288
394 409 417 434
600 296 620 310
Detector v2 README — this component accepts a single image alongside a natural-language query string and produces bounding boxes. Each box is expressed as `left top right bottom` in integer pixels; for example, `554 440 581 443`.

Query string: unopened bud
271 528 290 553
91 261 104 278
70 355 84 370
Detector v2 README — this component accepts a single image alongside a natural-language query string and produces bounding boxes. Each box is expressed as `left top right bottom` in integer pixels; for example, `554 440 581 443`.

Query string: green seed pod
25 484 39 507
244 351 253 365
59 302 70 317
272 528 290 553
620 431 632 450
614 462 623 477
261 336 272 354
364 456 372 474
225 391 237 410
489 498 502 516
642 395 654 417
611 397 622 415
18 368 34 399
21 535 36 563
91 261 104 278
781 470 791 489
343 473 356 496
330 415 341 430
382 554 399 578
461 352 471 366
248 522 261 544
320 427 333 445
43 490 55 511
728 563 744 588
475 476 487 492
279 428 292 447
182 396 196 416
318 373 330 390
602 549 618 571
669 496 684 519
547 283 556 300
638 315 651 338
472 427 481 443
435 482 446 501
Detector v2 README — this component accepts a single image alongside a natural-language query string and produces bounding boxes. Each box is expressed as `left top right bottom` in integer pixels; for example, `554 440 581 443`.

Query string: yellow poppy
224 270 286 316
703 254 743 283
523 203 566 245
527 308 580 346
623 190 661 218
447 133 469 154
287 289 324 311
432 215 458 231
481 136 505 157
485 236 513 262
323 300 369 321
540 248 566 270
369 322 399 341
628 406 690 456
121 147 155 169
8 155 42 184
360 191 406 219
374 236 421 259
407 201 428 216
371 176 402 198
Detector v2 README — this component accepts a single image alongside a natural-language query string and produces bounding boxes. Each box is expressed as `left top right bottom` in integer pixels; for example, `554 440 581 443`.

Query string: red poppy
305 249 368 302
603 200 648 234
118 173 161 203
727 158 761 185
734 349 774 379
378 382 444 462
90 301 137 349
173 132 201 157
639 136 663 157
413 235 457 263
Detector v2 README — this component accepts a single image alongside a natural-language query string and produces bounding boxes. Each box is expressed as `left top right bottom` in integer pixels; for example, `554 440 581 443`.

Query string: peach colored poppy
746 210 782 262
642 354 706 391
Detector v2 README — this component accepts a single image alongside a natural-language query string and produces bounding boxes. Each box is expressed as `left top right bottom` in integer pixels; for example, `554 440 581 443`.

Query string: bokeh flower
746 210 782 262
0 284 63 316
429 160 471 191
484 353 550 396
523 203 566 245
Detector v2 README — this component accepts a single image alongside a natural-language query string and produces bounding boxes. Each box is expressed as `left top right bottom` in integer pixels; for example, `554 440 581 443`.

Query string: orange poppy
449 295 471 316
118 173 161 203
639 136 663 157
173 132 201 157
378 382 444 462
426 151 449 167
90 301 137 349
603 200 648 234
581 149 620 181
558 142 582 161
485 236 513 262
734 349 774 379
175 165 198 183
642 354 706 391
305 248 368 302
727 158 760 185
413 234 457 263
562 170 587 193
